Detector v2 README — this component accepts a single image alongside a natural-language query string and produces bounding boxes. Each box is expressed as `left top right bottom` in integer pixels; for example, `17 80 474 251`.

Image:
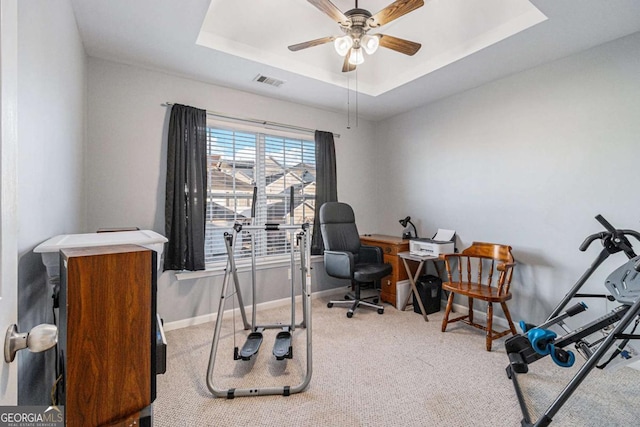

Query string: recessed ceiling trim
197 0 548 97
372 7 549 95
196 30 379 96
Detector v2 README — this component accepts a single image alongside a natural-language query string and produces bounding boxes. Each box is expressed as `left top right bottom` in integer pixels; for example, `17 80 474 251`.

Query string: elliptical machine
505 215 640 427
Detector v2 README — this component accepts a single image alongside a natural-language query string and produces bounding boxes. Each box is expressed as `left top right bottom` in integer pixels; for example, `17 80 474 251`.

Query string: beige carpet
154 293 640 426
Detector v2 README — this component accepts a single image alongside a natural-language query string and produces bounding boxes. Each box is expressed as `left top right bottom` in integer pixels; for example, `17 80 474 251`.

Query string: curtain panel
164 104 207 271
311 130 338 255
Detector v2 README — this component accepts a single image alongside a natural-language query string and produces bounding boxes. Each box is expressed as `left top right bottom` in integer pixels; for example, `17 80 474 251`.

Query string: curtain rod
163 103 340 139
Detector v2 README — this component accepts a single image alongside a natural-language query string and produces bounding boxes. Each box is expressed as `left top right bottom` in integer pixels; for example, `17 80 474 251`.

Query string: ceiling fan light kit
334 35 353 56
289 0 424 72
348 48 365 65
361 34 380 55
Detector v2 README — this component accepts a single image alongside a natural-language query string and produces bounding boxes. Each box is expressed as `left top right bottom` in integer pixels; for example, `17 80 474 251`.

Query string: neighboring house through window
205 126 316 264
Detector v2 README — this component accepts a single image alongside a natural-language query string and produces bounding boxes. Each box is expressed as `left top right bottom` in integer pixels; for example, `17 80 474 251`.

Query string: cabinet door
60 245 153 427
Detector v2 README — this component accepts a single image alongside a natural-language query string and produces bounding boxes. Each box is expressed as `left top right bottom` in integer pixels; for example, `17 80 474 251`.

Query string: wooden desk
360 234 415 308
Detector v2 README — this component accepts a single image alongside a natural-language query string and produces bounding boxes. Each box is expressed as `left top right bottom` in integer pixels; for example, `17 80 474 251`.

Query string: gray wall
17 0 86 404
374 32 640 327
84 58 379 324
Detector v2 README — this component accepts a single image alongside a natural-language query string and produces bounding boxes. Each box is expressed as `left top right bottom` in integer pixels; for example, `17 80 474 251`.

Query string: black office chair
319 202 392 318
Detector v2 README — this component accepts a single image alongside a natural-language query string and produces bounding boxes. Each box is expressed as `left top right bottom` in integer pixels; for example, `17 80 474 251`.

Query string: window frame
203 121 316 269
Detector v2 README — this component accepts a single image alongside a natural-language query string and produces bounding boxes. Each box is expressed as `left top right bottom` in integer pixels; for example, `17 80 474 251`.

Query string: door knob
4 323 57 363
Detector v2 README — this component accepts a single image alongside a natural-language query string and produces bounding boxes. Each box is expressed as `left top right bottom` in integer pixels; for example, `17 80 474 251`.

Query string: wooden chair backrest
444 242 515 296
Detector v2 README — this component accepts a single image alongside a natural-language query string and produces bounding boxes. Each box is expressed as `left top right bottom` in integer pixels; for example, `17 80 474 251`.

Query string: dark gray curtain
311 130 338 255
164 104 207 271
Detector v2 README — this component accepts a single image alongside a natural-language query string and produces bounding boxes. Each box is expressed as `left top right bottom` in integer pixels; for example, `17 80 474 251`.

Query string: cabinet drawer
380 243 399 256
359 235 412 308
360 236 408 256
381 273 395 294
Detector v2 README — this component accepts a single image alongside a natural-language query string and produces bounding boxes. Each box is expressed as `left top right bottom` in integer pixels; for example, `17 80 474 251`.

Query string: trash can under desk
413 275 442 315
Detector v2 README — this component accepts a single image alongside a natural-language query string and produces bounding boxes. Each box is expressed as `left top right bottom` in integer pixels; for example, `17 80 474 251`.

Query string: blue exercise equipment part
505 215 640 427
528 329 557 356
548 344 575 368
519 320 536 334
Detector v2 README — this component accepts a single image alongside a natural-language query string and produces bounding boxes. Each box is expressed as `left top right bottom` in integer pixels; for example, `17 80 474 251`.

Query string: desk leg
400 258 428 322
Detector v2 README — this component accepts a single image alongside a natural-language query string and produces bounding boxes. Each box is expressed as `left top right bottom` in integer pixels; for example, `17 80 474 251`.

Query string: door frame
0 0 19 405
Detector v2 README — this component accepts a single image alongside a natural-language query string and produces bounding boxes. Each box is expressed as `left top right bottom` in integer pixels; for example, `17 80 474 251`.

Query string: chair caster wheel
347 312 353 318
344 295 350 300
373 298 379 304
377 308 384 314
327 302 333 308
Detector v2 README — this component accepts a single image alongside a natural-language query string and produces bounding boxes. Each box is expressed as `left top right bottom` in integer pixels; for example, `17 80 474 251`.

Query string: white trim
162 293 510 332
0 0 19 405
162 287 343 331
162 290 511 334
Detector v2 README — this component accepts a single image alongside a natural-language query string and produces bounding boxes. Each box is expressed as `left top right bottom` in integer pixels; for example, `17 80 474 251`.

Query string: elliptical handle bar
579 232 606 252
577 214 617 251
579 215 640 258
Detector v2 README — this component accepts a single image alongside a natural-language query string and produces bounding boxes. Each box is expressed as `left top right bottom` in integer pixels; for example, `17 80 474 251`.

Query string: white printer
409 229 456 257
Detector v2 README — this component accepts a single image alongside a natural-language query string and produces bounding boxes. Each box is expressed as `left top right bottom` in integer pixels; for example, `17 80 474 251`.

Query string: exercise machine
505 215 640 426
206 188 312 398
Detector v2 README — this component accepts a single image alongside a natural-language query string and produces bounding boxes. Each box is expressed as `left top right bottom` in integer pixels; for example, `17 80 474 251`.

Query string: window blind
205 127 315 264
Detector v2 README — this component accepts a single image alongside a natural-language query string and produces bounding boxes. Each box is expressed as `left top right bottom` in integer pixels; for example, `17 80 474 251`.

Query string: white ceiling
197 0 546 96
70 0 640 121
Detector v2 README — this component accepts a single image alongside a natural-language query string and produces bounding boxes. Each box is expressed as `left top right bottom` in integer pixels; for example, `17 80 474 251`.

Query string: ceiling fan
288 0 424 72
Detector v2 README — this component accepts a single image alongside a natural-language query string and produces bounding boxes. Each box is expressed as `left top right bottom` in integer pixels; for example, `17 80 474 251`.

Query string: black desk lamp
399 216 418 239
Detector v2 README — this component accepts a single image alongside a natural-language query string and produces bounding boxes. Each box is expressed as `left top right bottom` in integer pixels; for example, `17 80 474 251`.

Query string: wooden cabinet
58 244 157 427
360 234 415 308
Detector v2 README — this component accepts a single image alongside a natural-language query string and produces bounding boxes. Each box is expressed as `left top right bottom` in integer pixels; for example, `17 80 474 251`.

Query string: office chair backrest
319 202 361 254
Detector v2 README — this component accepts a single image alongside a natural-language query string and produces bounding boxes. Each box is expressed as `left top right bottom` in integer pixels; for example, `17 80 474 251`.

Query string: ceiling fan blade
369 0 424 28
342 50 356 73
378 34 421 56
307 0 349 25
288 36 336 52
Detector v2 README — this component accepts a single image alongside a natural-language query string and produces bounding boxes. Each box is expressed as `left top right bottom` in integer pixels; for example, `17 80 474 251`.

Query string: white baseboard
162 287 344 332
163 291 507 333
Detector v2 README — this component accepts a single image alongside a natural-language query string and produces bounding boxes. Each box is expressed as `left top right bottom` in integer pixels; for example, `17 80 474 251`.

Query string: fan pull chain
355 69 359 128
348 74 351 129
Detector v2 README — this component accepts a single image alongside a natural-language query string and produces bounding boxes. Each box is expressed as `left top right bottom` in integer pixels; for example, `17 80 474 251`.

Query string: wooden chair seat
442 281 513 303
441 242 517 351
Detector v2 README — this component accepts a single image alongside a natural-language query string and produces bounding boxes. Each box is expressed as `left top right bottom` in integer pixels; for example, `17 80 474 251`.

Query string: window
205 126 315 264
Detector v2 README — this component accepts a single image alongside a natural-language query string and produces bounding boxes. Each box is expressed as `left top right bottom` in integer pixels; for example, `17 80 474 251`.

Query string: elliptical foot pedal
273 330 293 360
238 331 263 361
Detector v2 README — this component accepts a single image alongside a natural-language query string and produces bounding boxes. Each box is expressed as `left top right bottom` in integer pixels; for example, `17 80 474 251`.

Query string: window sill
175 254 324 281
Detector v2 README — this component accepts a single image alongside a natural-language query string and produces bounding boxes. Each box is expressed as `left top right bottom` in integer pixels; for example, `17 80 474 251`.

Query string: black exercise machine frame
505 215 640 427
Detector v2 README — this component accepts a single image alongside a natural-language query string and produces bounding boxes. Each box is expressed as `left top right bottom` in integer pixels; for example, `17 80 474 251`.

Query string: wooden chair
441 242 517 351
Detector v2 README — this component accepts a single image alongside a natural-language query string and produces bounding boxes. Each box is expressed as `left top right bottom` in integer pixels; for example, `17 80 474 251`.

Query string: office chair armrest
358 245 383 264
324 250 354 279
